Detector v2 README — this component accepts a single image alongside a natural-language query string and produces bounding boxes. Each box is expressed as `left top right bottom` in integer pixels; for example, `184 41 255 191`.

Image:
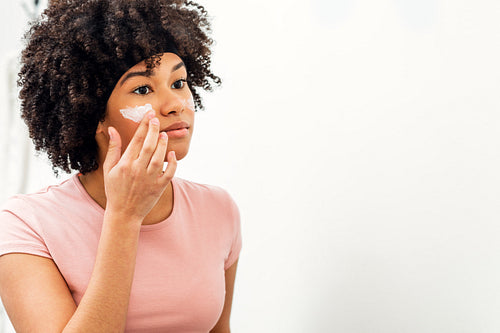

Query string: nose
158 92 184 117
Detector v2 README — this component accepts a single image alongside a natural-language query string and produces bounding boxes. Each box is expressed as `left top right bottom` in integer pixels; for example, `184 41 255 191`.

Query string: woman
0 0 241 332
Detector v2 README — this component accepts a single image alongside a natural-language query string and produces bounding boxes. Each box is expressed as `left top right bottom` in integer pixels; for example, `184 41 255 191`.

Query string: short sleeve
0 198 51 259
224 197 242 270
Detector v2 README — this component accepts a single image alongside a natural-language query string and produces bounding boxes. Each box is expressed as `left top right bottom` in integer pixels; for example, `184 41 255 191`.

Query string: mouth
162 121 190 139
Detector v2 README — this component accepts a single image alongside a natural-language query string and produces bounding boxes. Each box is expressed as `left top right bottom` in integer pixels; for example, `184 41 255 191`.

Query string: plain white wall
1 0 500 332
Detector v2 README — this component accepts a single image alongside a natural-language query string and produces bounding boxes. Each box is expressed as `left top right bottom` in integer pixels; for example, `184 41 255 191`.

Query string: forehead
117 53 185 87
127 52 184 73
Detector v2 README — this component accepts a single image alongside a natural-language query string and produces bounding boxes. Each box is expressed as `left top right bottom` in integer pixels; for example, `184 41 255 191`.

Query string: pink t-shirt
0 175 242 332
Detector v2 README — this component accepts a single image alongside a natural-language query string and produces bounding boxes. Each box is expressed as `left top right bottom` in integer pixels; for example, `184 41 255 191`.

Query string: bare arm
0 214 143 333
0 112 176 332
62 211 143 332
0 254 76 332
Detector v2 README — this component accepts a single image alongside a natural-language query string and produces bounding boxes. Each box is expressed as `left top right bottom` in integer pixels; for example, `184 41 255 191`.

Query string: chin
167 148 189 161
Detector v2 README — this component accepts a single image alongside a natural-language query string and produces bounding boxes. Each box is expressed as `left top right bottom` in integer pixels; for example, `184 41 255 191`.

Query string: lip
162 121 190 132
161 121 190 139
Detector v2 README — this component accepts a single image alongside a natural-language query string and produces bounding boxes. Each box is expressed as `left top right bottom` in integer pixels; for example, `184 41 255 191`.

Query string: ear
94 121 110 162
95 121 110 148
96 121 106 134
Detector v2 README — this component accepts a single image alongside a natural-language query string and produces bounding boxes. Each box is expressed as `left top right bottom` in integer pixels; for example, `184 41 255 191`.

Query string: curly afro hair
18 0 221 175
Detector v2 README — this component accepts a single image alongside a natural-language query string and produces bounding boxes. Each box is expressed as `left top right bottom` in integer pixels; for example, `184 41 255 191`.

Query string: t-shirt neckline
71 174 178 231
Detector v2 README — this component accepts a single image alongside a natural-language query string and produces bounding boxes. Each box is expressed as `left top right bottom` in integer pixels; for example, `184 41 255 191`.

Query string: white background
1 0 500 332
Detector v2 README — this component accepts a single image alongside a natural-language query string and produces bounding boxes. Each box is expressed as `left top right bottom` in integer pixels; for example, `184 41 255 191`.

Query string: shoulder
1 175 81 222
173 177 236 204
173 177 228 194
0 176 78 259
173 177 239 218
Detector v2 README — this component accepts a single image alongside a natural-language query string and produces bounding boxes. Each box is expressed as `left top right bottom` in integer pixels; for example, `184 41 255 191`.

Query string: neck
78 167 174 225
78 168 106 208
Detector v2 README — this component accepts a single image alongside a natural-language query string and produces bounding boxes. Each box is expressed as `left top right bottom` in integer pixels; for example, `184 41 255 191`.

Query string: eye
133 85 152 95
171 79 187 89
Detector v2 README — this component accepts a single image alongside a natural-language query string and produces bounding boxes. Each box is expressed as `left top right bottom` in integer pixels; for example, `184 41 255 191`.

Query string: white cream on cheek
119 97 193 122
119 103 154 123
182 97 195 111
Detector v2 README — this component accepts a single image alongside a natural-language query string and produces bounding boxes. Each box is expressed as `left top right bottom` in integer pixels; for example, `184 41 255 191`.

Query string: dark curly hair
18 0 221 175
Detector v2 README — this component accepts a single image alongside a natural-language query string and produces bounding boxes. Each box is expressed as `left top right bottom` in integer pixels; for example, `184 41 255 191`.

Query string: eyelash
172 78 188 89
132 78 188 95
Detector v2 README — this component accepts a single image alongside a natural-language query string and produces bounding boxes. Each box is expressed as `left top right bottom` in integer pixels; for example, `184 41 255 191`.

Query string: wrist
103 208 144 229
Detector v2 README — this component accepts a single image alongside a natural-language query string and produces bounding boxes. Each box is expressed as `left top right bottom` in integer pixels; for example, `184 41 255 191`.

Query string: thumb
103 126 122 173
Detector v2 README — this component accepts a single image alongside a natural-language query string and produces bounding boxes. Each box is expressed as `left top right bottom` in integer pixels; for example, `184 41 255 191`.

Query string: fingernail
148 111 155 119
150 117 159 125
160 132 167 140
108 128 113 140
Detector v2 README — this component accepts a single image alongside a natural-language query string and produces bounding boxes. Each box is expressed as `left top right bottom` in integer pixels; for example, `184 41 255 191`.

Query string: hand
102 111 177 222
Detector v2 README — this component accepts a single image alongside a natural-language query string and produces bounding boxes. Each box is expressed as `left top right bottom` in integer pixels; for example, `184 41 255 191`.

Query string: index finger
121 111 155 160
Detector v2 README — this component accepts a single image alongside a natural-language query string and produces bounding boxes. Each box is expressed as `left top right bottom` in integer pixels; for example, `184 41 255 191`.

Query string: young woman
0 1 241 332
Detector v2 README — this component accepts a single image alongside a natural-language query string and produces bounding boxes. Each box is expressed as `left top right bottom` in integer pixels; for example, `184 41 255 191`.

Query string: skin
0 52 238 332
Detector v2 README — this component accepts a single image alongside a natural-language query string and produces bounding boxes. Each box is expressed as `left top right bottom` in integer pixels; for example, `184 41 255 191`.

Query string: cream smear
183 97 195 111
119 103 154 123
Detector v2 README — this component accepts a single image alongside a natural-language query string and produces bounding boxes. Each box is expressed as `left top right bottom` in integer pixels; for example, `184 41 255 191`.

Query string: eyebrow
119 61 186 86
119 71 153 86
172 61 186 73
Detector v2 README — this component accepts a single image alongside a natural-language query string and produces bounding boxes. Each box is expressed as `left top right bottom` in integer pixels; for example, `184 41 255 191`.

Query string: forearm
62 210 142 333
60 113 175 332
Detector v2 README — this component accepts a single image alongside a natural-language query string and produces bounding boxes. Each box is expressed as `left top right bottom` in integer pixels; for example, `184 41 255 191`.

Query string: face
97 52 195 163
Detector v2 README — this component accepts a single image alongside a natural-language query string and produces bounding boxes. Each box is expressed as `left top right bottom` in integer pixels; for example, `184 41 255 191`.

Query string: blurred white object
0 52 32 204
0 51 26 333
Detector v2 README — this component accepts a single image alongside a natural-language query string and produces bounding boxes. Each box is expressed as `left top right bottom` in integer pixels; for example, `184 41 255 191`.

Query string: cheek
118 126 137 151
119 103 153 123
186 108 195 133
182 96 195 111
108 113 140 150
183 95 195 122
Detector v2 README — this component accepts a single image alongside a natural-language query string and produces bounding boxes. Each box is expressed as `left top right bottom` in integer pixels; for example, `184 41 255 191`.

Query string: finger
102 126 122 174
137 117 161 167
122 110 155 160
159 150 177 185
147 131 168 175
